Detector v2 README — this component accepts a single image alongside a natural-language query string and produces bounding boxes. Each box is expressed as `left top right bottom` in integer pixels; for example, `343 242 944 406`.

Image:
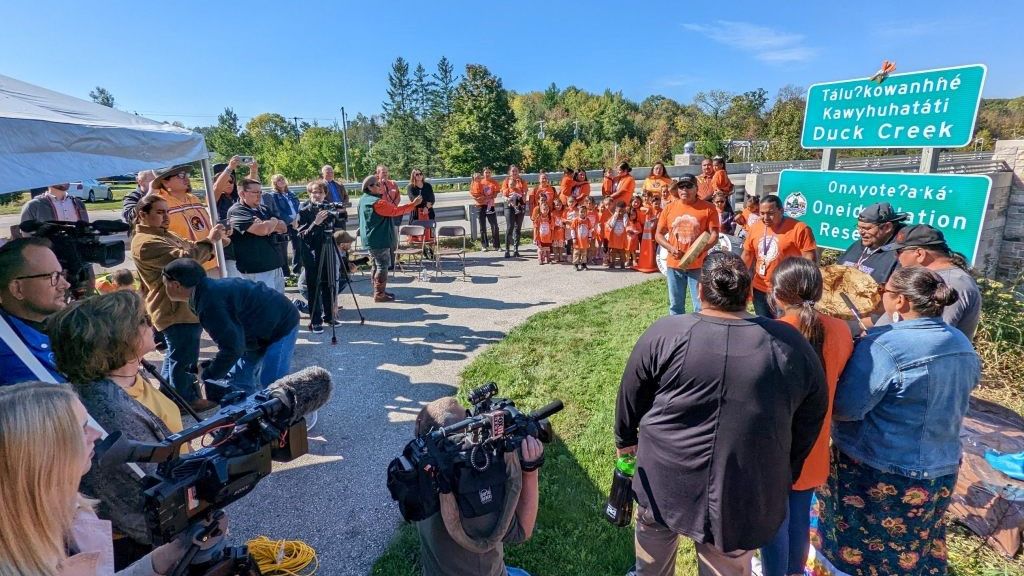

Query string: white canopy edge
0 73 209 194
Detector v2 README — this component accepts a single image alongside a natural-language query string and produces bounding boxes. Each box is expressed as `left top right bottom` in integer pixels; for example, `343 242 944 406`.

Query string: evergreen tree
439 64 518 175
89 86 115 107
410 63 435 120
383 57 412 121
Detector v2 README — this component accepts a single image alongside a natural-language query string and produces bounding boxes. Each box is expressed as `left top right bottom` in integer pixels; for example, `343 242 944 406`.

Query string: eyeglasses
14 270 67 286
881 287 900 296
172 172 189 180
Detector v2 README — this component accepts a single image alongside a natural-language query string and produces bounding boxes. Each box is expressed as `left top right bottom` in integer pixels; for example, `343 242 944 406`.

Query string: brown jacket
130 224 215 331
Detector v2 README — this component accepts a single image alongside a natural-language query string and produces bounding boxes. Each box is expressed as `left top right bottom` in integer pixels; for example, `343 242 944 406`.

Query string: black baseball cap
676 174 697 187
881 224 949 252
858 202 909 224
162 258 207 287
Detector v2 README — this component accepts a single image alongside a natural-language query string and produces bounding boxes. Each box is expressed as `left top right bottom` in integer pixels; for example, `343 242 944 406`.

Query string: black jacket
191 277 299 380
407 182 436 221
616 313 827 552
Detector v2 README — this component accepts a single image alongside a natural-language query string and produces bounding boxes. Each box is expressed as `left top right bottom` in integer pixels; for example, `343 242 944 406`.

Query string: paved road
219 251 657 574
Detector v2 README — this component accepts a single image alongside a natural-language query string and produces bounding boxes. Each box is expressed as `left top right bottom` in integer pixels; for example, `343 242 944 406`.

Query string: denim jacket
832 317 980 479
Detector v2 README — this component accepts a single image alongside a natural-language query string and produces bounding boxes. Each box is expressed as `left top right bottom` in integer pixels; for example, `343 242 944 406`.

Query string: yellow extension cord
246 536 319 575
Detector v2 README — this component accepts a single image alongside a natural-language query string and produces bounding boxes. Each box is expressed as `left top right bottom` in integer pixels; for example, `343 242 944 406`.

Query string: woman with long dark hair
761 258 853 576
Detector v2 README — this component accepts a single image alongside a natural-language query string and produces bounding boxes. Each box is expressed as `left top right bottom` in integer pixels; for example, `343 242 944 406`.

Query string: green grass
372 278 1024 576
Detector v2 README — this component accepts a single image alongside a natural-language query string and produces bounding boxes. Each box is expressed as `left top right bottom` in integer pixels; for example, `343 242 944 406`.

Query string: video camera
386 383 563 522
96 367 332 546
19 219 128 298
310 202 347 228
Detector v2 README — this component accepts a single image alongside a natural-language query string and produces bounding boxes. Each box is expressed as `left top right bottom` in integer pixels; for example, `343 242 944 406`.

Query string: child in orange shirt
625 204 643 266
96 269 136 293
735 193 761 237
551 197 567 263
563 197 578 260
604 201 630 269
568 203 593 271
587 197 606 265
533 202 556 265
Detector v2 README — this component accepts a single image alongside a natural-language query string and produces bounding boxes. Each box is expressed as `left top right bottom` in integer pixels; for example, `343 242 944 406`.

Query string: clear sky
2 0 1020 127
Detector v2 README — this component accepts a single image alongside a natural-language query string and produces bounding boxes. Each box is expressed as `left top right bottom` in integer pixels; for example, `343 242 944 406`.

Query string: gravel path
224 250 656 575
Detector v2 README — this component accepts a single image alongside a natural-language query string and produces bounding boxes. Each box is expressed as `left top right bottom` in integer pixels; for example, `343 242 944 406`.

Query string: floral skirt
811 447 956 575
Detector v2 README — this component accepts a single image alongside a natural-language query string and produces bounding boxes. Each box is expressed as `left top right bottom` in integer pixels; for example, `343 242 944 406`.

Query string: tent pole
200 158 228 277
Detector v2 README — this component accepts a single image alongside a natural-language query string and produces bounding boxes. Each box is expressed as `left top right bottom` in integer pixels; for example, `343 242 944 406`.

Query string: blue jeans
760 489 814 576
753 288 775 318
666 267 701 315
226 325 298 394
160 323 201 402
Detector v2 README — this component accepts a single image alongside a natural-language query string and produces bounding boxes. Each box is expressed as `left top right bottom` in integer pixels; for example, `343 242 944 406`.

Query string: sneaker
582 264 589 270
310 324 324 334
326 319 342 326
504 251 511 258
513 251 521 258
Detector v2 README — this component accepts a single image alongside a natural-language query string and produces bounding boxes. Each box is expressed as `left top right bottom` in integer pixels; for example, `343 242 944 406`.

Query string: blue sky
1 0 1020 127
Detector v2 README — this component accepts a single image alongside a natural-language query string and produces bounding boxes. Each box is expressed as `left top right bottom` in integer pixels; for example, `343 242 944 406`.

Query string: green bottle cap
615 454 636 476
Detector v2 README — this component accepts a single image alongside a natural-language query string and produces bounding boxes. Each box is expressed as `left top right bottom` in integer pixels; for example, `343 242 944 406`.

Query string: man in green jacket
359 174 421 302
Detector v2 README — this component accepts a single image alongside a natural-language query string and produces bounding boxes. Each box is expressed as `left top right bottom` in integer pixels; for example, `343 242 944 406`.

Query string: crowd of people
0 150 990 576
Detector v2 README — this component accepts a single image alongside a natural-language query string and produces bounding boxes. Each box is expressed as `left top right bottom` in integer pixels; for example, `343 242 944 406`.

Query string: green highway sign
778 170 992 264
802 64 987 149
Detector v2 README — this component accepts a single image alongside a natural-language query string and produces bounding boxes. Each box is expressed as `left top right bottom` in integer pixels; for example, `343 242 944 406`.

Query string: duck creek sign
801 64 986 149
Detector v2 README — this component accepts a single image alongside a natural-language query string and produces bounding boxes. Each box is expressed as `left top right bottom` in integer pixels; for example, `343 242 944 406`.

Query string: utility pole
291 116 301 132
340 107 351 181
536 120 546 140
573 120 580 140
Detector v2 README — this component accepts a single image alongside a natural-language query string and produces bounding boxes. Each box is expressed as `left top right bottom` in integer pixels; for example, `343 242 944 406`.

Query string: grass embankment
372 277 1024 576
0 184 136 215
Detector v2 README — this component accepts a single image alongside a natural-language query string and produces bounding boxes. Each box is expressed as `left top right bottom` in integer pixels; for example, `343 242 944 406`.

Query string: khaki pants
635 505 753 576
572 247 589 265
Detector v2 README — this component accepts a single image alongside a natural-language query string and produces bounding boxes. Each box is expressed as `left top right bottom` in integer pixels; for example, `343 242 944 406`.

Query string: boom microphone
265 366 333 426
90 219 131 234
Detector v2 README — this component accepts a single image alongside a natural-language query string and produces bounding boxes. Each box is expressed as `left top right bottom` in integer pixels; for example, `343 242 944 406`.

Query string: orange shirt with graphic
735 207 761 229
780 313 853 490
605 213 630 250
551 207 566 243
611 174 636 207
656 199 720 271
642 175 673 203
529 184 556 216
568 215 592 249
625 213 643 252
154 190 218 270
471 178 501 207
742 217 817 292
534 213 555 245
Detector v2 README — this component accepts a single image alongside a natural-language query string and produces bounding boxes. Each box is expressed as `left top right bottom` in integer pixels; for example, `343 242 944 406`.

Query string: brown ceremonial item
817 264 880 320
678 231 712 269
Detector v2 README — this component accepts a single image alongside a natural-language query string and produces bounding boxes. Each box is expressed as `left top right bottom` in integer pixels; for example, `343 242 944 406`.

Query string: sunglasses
678 182 696 189
172 172 189 180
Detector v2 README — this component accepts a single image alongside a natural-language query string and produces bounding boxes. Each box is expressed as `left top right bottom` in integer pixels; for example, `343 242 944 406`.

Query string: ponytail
771 258 826 368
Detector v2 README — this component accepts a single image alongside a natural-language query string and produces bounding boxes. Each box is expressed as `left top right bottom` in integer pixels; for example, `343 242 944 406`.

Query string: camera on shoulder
386 383 563 522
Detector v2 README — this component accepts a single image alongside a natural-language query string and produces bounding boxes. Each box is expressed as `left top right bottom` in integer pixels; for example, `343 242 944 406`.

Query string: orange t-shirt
605 213 630 250
696 174 716 201
642 175 673 203
656 199 720 271
735 207 761 229
551 207 566 243
568 216 592 249
559 175 574 200
611 174 636 207
780 313 853 490
503 177 528 199
530 184 556 215
742 218 818 292
601 175 615 196
626 214 643 252
471 178 501 207
534 213 555 245
712 169 733 195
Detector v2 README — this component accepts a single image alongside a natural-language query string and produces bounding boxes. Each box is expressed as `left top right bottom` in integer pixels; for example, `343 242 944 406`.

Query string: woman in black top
407 169 435 223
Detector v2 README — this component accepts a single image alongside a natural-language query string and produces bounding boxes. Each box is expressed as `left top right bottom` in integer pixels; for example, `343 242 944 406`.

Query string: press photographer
0 238 70 386
388 385 562 576
0 382 210 575
227 178 288 293
298 180 344 332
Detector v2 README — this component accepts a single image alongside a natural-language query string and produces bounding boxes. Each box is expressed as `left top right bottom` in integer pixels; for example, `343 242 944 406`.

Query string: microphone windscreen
266 366 333 424
91 220 131 234
18 220 46 233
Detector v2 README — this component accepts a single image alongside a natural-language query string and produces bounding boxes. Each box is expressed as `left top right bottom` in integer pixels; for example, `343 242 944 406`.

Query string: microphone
264 366 333 426
18 220 53 233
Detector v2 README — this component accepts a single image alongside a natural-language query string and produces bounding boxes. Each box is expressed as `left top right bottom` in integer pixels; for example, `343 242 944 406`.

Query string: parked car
67 179 113 202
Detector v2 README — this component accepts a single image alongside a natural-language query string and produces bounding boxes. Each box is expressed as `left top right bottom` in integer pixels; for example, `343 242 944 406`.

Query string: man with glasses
226 178 288 293
875 224 982 339
0 238 71 385
152 164 221 276
655 174 720 315
837 202 907 285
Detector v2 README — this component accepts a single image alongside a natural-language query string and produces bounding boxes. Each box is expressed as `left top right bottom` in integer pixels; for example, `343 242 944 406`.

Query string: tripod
308 223 365 346
168 510 263 576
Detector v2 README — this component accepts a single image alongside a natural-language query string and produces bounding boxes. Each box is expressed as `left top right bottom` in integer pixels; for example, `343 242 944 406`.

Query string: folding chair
394 225 426 274
435 225 469 280
410 219 437 264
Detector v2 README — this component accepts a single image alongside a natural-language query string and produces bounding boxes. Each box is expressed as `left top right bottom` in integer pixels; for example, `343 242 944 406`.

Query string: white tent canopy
0 73 209 194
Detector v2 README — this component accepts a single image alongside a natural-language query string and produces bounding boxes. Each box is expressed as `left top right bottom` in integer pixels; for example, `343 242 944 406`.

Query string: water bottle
418 268 431 282
604 454 636 527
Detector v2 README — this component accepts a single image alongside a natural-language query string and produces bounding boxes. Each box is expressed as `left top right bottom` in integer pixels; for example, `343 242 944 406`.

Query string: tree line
90 59 1023 182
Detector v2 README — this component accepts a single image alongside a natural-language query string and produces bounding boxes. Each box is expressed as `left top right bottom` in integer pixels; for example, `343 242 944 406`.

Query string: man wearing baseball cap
838 202 907 285
151 164 221 275
655 174 720 314
874 224 982 339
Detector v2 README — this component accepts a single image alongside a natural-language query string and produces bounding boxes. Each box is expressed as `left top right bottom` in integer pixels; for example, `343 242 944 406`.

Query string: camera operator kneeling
414 397 544 576
0 383 223 575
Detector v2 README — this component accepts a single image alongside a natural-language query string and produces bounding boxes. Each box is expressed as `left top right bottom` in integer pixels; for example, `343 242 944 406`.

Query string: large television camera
309 202 347 228
19 219 128 298
386 383 563 522
96 367 332 549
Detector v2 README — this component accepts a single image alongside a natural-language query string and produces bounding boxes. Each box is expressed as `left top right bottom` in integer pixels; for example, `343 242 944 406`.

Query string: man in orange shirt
469 168 501 251
695 158 716 201
741 195 817 317
656 174 719 314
